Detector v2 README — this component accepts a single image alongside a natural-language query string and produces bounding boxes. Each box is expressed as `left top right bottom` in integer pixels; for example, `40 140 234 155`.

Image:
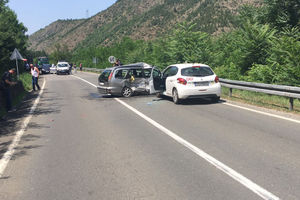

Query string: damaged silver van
97 62 162 97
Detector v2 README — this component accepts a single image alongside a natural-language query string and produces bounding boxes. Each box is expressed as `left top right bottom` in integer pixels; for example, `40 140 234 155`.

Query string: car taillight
215 76 219 83
177 78 187 85
108 72 113 81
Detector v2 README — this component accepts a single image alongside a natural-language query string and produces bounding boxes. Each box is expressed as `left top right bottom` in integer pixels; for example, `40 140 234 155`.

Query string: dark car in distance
41 64 51 74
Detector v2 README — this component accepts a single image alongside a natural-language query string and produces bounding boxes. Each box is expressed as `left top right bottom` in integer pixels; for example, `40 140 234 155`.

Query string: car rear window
99 70 112 82
181 66 214 77
58 64 68 67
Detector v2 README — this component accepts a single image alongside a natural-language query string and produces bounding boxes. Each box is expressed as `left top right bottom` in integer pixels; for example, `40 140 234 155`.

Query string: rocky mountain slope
28 0 262 53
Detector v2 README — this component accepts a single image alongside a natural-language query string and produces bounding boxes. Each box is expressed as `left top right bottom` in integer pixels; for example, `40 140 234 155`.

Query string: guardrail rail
220 78 300 111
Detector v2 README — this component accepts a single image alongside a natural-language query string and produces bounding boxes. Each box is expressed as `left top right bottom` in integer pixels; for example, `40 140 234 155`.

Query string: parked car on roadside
41 63 51 74
50 64 56 74
154 63 221 104
56 62 70 75
97 62 161 97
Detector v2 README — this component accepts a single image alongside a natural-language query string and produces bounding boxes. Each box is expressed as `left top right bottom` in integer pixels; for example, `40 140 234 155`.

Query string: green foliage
19 72 32 91
49 43 72 63
0 0 27 74
263 0 300 30
167 22 212 64
237 22 276 73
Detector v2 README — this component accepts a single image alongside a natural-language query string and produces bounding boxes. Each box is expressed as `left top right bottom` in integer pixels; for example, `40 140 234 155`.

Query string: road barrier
83 67 300 111
83 67 103 73
220 78 300 111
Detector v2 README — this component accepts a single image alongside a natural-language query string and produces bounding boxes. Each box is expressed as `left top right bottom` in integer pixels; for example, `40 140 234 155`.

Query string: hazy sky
8 0 117 35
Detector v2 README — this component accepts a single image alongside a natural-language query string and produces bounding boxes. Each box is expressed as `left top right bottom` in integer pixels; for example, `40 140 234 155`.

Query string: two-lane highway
0 71 300 199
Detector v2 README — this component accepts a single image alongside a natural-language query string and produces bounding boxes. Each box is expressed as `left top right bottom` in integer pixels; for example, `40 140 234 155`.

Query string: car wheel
122 87 133 98
211 96 220 103
172 88 180 104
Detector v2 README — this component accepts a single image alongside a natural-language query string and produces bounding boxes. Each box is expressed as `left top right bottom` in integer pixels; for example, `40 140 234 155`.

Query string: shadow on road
0 88 61 167
152 96 226 105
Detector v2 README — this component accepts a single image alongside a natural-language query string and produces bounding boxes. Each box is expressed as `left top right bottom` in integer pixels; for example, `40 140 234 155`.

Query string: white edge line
115 98 280 200
73 75 280 200
223 102 300 124
0 80 46 178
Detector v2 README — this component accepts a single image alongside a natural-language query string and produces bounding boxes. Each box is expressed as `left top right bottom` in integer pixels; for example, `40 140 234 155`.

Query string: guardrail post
289 98 294 111
229 88 233 97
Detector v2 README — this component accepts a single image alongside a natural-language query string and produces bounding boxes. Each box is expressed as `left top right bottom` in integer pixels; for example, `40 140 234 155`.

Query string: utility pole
86 10 89 18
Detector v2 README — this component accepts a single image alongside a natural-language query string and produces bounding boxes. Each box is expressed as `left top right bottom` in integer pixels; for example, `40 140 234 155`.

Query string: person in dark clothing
1 68 17 112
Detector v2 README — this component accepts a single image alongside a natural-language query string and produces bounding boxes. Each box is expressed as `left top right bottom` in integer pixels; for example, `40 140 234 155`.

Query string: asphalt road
0 71 300 200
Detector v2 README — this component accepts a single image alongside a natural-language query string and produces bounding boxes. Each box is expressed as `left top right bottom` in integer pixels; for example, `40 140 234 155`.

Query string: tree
236 21 276 74
50 43 72 63
0 0 27 73
264 0 300 30
168 22 212 63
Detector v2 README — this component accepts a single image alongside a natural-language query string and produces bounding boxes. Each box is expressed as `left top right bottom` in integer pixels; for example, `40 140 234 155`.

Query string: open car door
149 67 164 94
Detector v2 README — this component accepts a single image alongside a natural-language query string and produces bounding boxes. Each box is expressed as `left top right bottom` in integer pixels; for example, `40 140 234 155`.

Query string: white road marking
72 75 98 88
0 80 46 178
74 75 280 200
223 102 300 124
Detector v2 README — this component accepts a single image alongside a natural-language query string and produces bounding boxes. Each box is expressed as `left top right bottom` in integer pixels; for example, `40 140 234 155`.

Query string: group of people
1 64 40 114
1 61 85 115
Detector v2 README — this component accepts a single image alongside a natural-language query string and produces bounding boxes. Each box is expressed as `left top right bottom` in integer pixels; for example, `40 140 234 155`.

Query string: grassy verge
19 73 32 91
221 87 300 114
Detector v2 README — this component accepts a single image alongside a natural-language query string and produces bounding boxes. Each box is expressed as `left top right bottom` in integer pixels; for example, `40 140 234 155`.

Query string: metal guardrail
83 67 103 73
220 78 300 111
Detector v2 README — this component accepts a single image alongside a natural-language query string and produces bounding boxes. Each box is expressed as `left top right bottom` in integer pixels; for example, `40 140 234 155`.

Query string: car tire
122 87 133 98
211 96 220 103
172 88 180 104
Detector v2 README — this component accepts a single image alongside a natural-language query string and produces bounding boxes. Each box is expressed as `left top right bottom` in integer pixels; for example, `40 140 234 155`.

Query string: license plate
194 82 209 86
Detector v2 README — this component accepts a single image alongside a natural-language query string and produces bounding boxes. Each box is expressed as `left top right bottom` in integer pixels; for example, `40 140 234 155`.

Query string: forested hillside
28 0 262 53
70 0 300 86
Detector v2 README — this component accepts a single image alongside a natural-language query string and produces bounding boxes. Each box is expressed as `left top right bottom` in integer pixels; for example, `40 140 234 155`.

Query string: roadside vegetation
70 0 299 87
221 88 300 114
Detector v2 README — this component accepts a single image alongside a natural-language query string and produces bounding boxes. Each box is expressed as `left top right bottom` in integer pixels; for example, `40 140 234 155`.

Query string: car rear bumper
57 70 69 74
97 86 119 95
42 69 50 73
178 83 221 99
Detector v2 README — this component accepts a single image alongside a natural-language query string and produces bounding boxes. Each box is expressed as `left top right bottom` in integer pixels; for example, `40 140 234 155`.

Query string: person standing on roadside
1 68 17 112
74 64 77 73
30 64 40 91
69 63 73 74
79 63 82 71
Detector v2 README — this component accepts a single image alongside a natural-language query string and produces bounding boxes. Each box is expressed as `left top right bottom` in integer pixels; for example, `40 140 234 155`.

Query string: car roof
169 63 211 69
105 62 154 70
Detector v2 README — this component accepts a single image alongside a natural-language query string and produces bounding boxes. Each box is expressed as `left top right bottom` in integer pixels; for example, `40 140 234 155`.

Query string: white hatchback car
154 63 221 104
56 62 70 75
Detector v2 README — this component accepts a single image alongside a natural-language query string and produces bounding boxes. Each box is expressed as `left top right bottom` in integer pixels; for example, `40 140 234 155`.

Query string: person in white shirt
30 64 40 91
